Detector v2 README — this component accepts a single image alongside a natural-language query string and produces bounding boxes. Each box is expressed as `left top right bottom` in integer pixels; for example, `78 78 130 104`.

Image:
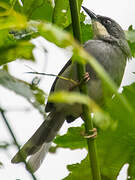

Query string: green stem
69 1 101 180
0 108 38 180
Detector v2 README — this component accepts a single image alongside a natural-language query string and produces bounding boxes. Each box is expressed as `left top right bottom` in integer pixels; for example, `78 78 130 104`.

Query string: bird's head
82 6 131 58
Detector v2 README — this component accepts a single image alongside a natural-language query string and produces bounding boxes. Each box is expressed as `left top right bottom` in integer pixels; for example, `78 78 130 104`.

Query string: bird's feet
81 72 90 84
83 128 97 139
69 72 90 91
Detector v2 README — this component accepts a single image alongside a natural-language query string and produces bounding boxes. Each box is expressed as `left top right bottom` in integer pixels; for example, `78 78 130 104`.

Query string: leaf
58 82 135 180
0 2 27 30
48 91 101 114
81 23 93 44
127 41 135 57
53 0 83 28
125 28 135 57
98 87 135 179
122 83 135 107
13 0 23 13
54 125 86 149
49 91 113 129
22 0 44 16
125 29 135 43
0 29 14 48
15 0 53 22
30 0 53 22
0 40 35 66
65 23 93 44
128 156 135 179
0 70 46 115
0 28 35 66
48 91 92 106
0 0 11 6
63 156 92 180
35 21 74 48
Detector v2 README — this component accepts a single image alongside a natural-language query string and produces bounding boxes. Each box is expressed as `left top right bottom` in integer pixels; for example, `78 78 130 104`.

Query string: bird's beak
82 6 97 20
82 6 110 39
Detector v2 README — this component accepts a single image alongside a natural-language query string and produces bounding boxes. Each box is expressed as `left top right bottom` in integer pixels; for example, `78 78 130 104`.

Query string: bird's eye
104 19 111 25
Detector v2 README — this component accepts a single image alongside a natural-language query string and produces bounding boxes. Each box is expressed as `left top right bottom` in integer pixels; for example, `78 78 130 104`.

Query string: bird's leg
80 72 90 84
83 128 97 139
69 72 90 91
81 113 97 139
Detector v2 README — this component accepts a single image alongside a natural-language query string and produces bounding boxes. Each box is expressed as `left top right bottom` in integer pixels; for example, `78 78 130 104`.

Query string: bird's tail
11 110 65 172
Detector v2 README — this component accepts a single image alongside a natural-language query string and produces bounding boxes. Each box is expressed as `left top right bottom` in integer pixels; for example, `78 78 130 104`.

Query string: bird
11 6 131 172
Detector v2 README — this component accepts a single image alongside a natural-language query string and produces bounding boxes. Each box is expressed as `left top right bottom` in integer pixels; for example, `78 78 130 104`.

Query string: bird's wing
45 60 72 112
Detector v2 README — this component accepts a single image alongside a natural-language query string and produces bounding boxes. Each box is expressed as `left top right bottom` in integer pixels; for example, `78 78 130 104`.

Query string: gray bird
11 7 131 172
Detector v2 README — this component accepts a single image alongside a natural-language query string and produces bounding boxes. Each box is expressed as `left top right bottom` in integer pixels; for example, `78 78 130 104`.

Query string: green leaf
125 29 135 43
49 91 113 129
125 28 135 57
17 0 54 22
37 21 73 48
0 2 27 30
53 0 83 28
0 70 46 115
30 0 53 22
0 40 35 66
53 0 71 28
13 0 23 13
0 29 14 48
98 85 135 179
128 156 135 179
122 83 135 107
0 0 11 6
54 125 86 149
127 40 135 57
0 28 35 66
48 91 92 106
63 156 92 180
58 82 135 180
81 23 93 44
22 0 44 16
65 23 93 44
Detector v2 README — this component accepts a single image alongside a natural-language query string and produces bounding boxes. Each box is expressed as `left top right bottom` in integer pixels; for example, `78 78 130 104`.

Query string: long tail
11 110 65 172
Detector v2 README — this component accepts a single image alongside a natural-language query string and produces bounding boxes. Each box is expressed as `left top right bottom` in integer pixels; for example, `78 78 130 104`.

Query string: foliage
63 156 92 180
125 26 135 57
0 0 135 180
0 70 45 115
52 83 135 179
53 0 83 28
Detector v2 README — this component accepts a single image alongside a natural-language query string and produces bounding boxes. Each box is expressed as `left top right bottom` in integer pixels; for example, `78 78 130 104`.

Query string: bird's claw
82 72 90 83
69 72 90 91
83 128 97 139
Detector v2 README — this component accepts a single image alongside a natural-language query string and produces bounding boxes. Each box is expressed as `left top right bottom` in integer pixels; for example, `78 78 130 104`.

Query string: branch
27 71 78 85
69 1 101 180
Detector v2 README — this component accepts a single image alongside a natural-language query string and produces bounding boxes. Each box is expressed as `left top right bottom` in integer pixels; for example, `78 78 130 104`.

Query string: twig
26 71 78 85
0 108 38 180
